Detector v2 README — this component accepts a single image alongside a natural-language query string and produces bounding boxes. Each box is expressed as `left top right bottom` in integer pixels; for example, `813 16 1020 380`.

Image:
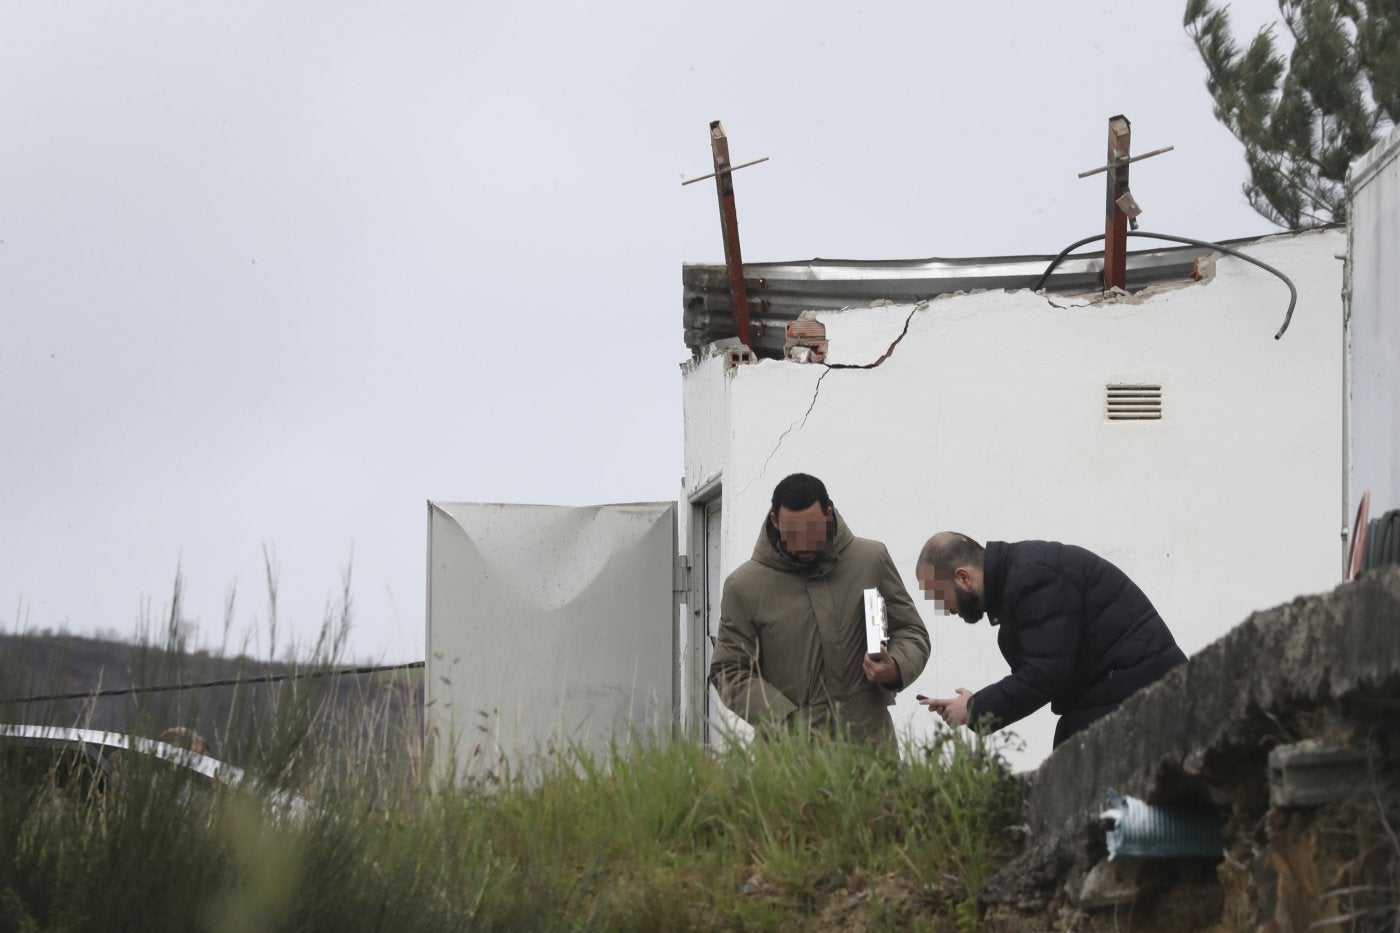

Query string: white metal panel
426 501 675 782
1347 126 1400 516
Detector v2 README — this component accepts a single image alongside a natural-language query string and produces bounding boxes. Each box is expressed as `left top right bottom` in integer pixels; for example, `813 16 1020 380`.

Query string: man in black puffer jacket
913 532 1186 747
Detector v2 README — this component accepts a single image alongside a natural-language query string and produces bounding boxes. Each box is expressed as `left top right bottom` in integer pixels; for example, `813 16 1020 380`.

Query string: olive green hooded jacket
708 510 930 750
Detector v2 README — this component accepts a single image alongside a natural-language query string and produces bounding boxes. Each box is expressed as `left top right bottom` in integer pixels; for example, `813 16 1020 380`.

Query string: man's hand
862 648 900 685
919 688 973 726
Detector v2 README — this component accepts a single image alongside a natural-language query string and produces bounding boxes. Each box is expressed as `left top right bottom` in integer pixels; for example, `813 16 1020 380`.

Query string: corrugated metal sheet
0 723 315 819
683 237 1247 359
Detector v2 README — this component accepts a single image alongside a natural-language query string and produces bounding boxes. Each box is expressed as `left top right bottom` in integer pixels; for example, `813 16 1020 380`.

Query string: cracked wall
681 229 1346 768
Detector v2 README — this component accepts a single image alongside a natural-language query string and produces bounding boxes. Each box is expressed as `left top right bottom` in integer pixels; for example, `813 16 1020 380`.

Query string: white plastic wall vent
1106 384 1162 421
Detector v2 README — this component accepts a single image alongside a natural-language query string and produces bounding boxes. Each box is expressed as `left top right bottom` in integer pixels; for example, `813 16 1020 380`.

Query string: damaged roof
682 234 1276 359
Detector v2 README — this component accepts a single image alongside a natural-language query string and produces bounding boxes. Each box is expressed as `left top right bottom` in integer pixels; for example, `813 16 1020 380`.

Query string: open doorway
685 488 727 745
702 495 722 744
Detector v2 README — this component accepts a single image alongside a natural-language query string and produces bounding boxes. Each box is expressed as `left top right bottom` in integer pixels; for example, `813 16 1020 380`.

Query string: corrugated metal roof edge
683 227 1338 358
681 227 1332 277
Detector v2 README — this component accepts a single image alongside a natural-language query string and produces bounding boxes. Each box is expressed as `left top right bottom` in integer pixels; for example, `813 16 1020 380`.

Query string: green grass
0 574 1022 932
0 705 1022 933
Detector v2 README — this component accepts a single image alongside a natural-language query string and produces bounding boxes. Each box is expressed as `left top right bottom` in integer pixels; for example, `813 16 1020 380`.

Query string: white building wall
1347 127 1400 517
684 230 1344 770
682 351 731 498
676 351 732 740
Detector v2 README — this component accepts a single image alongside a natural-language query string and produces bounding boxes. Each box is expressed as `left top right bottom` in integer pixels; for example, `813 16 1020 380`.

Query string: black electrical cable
1 660 425 705
1032 231 1299 340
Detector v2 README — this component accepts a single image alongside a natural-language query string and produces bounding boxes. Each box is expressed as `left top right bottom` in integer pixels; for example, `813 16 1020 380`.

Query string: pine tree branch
1184 0 1396 229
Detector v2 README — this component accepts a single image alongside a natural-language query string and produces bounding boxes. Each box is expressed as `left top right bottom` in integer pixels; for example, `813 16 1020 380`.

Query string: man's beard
955 583 985 624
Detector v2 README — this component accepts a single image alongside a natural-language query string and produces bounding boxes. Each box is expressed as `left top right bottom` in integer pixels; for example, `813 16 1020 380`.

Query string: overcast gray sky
1 0 1286 662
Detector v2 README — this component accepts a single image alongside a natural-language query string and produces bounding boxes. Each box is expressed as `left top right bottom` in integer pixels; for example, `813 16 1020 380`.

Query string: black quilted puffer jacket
969 540 1186 732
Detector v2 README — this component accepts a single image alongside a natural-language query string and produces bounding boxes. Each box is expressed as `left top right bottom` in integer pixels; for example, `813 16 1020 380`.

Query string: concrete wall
1347 126 1400 518
682 230 1345 769
982 566 1400 927
1019 565 1400 848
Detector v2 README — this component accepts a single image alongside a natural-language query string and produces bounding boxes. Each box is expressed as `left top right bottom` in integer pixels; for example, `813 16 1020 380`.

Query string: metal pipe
1100 790 1222 861
681 156 769 187
1077 144 1176 178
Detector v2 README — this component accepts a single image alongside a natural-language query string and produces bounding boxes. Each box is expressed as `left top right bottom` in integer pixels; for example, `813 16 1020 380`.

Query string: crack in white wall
744 303 922 496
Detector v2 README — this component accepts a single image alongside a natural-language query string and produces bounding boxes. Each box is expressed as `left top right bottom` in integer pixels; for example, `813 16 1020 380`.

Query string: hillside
0 631 422 768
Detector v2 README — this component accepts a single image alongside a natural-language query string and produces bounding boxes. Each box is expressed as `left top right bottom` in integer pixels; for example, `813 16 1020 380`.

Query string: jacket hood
752 507 854 576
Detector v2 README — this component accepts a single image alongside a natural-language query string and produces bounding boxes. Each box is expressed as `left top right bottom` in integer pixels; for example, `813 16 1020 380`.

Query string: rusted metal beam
709 120 754 349
1103 115 1131 292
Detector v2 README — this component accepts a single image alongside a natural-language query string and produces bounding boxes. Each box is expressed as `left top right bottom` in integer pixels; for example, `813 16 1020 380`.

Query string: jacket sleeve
876 544 930 691
708 577 798 728
969 564 1081 731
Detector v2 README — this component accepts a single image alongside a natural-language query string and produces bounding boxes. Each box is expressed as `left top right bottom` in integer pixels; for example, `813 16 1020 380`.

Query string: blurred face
770 502 833 563
917 566 985 624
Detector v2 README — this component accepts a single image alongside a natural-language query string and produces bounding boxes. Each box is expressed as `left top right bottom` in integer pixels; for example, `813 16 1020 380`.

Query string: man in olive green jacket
708 474 930 751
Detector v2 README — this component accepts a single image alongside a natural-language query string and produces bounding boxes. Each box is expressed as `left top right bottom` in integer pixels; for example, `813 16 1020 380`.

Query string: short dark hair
917 532 985 580
770 473 832 514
